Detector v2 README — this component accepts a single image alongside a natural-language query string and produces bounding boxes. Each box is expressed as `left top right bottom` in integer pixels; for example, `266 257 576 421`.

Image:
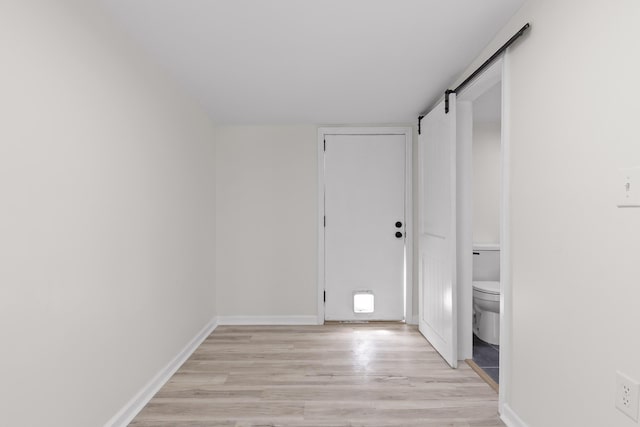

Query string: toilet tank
472 247 500 281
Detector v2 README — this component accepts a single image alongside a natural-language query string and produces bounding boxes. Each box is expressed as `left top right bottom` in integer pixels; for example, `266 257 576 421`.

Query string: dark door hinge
323 216 326 227
323 139 326 151
323 291 326 303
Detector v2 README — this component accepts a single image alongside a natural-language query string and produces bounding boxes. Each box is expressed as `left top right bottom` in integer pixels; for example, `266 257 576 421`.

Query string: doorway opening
470 82 502 386
455 58 509 405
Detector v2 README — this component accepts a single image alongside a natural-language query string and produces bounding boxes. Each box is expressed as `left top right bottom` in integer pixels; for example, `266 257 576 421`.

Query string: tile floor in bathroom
472 334 500 384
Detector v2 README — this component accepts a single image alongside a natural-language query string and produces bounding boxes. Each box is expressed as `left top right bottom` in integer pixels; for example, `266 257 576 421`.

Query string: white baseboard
104 317 218 427
406 314 418 325
501 403 528 427
217 315 318 325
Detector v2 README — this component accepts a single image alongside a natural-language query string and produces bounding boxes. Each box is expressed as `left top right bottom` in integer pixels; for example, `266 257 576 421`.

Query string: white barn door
418 95 458 368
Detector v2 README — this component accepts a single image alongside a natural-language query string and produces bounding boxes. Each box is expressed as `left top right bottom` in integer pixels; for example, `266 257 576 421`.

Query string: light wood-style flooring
130 323 504 426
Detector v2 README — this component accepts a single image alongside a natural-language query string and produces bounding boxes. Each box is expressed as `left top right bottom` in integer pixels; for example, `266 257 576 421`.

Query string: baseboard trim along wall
104 317 218 427
500 403 529 427
217 315 319 325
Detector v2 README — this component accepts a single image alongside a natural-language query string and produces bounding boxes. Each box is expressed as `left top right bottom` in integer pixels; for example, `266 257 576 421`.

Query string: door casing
317 127 413 325
455 56 511 415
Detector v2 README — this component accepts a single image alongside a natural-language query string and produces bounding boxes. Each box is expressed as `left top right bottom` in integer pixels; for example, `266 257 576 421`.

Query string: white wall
215 125 419 322
0 2 217 426
472 122 501 245
458 0 640 425
215 126 317 319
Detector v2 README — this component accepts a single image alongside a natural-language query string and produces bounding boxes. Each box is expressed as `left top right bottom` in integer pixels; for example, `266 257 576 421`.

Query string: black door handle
395 221 403 228
395 231 403 238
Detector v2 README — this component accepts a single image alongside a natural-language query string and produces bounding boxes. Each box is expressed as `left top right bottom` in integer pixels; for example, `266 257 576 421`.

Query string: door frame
455 56 511 413
317 127 413 325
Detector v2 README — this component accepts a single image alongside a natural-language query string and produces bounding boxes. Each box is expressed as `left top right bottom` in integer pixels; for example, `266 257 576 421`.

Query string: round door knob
395 231 403 238
395 221 403 228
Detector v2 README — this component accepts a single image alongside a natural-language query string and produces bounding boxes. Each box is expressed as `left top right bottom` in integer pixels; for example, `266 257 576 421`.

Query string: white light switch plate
618 167 640 207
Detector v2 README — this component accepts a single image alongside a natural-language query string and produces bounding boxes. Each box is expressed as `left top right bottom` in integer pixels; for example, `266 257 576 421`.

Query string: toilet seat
472 280 500 295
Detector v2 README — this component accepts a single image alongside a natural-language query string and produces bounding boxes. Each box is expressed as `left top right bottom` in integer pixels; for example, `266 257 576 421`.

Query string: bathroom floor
473 334 500 384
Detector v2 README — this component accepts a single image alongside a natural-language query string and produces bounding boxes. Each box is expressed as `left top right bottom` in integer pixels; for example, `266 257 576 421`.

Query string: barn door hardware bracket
444 89 455 114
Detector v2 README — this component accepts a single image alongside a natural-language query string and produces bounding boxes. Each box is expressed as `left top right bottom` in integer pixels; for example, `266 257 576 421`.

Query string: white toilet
472 247 500 345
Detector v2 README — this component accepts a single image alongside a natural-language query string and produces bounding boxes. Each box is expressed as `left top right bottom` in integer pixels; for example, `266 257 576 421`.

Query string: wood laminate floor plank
130 324 504 426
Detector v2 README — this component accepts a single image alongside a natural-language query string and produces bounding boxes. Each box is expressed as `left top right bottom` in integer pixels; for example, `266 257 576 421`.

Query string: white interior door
324 134 405 321
418 95 458 367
